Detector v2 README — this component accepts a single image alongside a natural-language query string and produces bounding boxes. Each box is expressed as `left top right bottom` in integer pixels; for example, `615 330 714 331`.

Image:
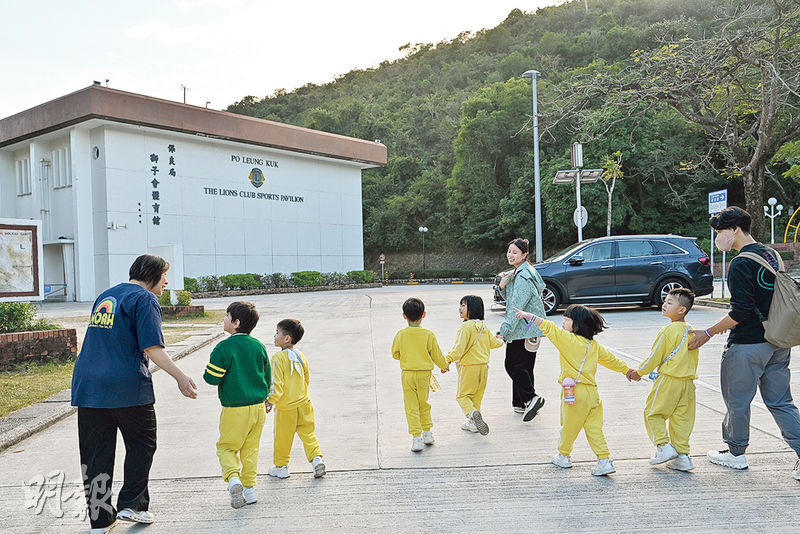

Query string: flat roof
0 86 387 167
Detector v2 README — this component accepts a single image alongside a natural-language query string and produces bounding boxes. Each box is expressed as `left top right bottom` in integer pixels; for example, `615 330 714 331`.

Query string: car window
617 240 657 259
576 242 614 262
652 240 687 255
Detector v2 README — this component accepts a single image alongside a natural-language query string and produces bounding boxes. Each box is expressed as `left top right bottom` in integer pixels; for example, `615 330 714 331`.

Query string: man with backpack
688 206 800 481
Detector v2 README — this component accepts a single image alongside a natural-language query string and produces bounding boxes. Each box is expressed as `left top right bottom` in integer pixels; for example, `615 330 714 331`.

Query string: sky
0 0 565 118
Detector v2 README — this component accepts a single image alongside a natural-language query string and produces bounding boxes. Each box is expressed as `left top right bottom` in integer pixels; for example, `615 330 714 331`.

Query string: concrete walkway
1 285 798 532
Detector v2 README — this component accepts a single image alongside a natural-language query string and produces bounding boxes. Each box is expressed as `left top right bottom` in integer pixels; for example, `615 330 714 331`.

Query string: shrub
322 272 351 286
262 272 290 288
291 271 323 287
184 277 198 292
347 270 376 283
219 273 261 290
158 290 172 306
779 250 794 261
197 275 223 292
176 290 193 306
0 302 62 334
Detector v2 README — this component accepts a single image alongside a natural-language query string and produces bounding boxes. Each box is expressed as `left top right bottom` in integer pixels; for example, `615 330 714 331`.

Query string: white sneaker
268 465 291 478
667 454 694 472
422 430 435 445
592 458 616 476
650 443 679 465
707 449 748 470
227 477 245 509
552 453 572 468
470 411 489 435
513 406 524 414
89 523 116 534
792 459 799 481
243 486 257 505
522 395 545 422
461 419 479 433
312 455 326 478
117 508 154 524
411 436 424 452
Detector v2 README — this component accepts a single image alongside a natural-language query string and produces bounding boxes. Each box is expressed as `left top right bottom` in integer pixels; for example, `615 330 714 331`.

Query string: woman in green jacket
497 238 547 422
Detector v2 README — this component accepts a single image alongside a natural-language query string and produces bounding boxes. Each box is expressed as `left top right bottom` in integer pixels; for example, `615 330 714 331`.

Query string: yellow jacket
391 325 448 371
539 319 630 386
446 320 504 365
268 349 311 409
638 321 699 379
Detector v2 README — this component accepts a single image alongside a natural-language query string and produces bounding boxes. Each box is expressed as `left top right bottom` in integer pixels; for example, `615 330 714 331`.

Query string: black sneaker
522 395 545 422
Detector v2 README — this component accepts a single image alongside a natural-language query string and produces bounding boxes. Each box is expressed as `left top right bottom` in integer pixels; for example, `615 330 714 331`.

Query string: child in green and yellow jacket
203 301 270 509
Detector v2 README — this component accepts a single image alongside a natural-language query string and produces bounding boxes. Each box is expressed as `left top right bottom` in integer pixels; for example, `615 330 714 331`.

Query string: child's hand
513 307 534 320
265 401 273 413
626 369 641 382
441 365 450 374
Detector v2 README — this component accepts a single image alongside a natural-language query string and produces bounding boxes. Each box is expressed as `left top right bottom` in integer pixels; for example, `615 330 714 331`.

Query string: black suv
494 234 713 315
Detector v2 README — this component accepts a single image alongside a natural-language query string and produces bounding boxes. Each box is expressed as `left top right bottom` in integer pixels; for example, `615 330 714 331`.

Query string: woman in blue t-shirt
71 254 197 531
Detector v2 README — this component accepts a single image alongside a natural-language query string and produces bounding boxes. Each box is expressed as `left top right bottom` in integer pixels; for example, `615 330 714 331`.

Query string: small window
617 239 657 259
16 158 31 196
577 242 614 262
652 240 687 255
51 147 72 188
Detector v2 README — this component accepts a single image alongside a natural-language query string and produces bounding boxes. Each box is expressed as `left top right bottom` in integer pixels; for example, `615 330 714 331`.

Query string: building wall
1 122 368 300
99 126 364 286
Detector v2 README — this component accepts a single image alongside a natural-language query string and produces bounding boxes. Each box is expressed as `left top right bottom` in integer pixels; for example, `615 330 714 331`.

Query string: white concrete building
0 86 386 301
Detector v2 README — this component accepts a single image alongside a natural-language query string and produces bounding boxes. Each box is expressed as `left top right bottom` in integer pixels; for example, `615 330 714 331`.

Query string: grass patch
162 309 225 324
0 361 75 417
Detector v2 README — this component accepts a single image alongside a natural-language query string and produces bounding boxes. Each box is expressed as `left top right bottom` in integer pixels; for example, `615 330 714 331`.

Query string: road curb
695 299 732 310
0 330 224 453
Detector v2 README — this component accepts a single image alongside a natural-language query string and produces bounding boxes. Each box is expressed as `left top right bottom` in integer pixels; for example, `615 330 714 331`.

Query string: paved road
2 285 798 532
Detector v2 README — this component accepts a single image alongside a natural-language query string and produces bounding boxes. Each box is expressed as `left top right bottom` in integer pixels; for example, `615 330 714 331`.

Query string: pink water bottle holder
563 341 591 406
561 377 577 405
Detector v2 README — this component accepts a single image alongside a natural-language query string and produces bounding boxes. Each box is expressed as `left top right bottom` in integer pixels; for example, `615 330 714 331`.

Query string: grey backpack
735 250 800 348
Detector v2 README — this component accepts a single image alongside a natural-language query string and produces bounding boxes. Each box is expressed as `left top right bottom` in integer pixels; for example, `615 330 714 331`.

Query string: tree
600 151 624 236
557 0 800 240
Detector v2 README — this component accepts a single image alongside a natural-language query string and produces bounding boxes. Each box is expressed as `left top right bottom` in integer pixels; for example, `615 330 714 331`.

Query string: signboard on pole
707 189 728 300
708 189 727 214
571 142 583 169
573 206 588 228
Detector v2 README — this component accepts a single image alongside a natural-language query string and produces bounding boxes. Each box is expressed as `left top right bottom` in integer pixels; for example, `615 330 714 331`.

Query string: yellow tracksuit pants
456 363 488 417
402 370 434 436
643 374 696 455
273 401 322 466
558 385 610 459
216 403 267 487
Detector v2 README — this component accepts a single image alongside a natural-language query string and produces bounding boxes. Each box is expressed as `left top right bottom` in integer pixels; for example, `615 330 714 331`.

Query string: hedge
0 302 62 334
185 270 377 292
388 269 481 280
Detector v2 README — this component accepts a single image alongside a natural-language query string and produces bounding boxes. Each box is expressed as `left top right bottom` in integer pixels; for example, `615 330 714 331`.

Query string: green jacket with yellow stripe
203 334 271 407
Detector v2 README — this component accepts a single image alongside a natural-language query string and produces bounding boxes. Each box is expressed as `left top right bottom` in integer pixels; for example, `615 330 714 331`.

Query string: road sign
378 253 385 263
709 189 727 214
573 206 588 228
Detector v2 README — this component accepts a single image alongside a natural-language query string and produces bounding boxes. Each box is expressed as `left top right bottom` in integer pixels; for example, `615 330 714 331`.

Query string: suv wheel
655 278 686 307
542 283 561 315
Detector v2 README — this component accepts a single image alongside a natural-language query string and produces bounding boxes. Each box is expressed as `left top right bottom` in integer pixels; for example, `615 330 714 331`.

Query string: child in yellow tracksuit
630 288 699 472
514 304 637 476
443 295 504 436
203 302 270 509
265 318 325 480
391 297 449 452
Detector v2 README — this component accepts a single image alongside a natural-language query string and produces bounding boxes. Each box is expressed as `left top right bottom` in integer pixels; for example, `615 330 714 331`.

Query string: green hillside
227 0 800 254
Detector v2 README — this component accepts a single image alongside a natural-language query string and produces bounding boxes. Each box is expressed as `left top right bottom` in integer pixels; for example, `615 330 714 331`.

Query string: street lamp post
763 197 784 244
418 226 428 271
522 69 543 263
